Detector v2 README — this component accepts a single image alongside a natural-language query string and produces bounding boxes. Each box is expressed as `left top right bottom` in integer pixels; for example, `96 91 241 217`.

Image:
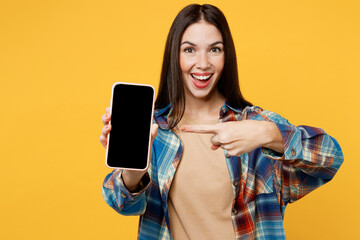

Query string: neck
184 89 225 120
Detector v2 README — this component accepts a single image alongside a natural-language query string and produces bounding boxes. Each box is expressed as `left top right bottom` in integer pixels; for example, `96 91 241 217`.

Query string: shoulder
241 106 291 125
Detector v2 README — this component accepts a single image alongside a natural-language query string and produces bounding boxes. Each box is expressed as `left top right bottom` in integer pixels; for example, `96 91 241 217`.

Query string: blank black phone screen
107 83 154 169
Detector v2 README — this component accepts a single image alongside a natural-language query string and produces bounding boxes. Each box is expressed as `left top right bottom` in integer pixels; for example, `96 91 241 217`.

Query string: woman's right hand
99 107 159 149
99 107 159 192
99 107 112 148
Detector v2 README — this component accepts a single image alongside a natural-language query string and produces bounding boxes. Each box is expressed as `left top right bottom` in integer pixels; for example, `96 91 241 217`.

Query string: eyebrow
181 41 224 46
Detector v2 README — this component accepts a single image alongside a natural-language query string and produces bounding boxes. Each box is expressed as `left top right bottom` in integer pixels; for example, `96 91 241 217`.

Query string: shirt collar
219 101 243 118
154 103 172 117
155 101 243 117
154 103 172 130
154 101 245 129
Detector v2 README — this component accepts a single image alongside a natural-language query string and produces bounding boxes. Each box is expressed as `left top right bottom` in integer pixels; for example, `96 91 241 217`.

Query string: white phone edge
105 81 155 171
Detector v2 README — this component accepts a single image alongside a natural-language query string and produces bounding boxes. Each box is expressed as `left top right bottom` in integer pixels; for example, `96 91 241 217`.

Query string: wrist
122 170 146 192
262 122 284 153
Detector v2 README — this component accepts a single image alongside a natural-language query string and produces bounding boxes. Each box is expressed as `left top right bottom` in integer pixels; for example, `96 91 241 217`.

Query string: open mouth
190 73 213 88
191 73 213 81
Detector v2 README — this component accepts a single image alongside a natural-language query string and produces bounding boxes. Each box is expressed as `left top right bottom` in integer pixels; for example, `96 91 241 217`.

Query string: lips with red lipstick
190 72 213 88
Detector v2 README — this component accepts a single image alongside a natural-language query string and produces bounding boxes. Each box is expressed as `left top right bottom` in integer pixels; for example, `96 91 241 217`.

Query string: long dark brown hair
155 4 252 129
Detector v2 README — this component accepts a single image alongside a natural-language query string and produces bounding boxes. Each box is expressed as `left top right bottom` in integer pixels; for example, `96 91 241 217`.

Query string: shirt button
291 148 296 156
233 181 238 187
232 208 238 215
121 192 127 199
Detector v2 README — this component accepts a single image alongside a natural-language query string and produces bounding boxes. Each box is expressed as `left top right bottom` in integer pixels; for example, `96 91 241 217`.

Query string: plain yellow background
0 0 359 239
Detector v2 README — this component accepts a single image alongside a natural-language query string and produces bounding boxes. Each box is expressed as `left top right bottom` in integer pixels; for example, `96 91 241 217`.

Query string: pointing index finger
180 124 220 134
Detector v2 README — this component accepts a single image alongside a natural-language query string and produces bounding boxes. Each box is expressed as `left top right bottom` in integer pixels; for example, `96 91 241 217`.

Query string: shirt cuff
261 122 303 161
113 170 151 200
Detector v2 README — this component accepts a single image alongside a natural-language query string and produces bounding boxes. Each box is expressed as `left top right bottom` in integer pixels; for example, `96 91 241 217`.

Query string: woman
100 4 343 240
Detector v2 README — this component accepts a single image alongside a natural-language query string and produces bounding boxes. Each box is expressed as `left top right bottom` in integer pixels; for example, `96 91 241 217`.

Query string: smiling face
179 21 225 101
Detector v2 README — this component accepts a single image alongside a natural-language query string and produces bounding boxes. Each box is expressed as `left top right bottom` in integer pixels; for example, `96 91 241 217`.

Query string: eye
184 47 195 53
210 47 222 53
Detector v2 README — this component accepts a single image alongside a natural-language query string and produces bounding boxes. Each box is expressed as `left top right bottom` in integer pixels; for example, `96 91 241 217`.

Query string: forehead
181 21 223 43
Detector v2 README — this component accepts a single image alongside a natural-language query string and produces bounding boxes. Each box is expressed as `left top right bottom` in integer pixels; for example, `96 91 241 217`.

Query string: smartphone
105 82 155 170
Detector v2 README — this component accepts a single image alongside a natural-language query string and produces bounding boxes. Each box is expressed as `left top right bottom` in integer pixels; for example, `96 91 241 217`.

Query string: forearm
259 109 344 174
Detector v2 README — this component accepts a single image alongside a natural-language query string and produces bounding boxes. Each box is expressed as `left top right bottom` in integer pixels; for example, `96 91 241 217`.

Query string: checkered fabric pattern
102 103 343 240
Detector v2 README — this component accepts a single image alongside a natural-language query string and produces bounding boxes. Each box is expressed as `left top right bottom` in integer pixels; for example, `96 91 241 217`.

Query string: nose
196 52 210 69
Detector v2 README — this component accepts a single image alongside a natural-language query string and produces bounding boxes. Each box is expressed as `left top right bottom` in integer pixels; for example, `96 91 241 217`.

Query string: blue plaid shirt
102 103 343 239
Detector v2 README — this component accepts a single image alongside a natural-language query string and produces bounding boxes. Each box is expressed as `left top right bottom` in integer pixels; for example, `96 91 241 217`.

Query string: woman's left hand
180 120 284 157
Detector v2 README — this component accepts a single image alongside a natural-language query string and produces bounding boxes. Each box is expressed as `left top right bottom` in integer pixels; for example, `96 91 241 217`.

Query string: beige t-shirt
168 116 236 240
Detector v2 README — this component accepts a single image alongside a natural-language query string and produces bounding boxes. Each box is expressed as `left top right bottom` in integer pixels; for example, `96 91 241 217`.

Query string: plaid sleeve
102 169 151 216
260 110 344 203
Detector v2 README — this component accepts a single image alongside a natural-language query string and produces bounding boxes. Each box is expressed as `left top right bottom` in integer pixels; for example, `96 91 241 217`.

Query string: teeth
191 74 212 80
